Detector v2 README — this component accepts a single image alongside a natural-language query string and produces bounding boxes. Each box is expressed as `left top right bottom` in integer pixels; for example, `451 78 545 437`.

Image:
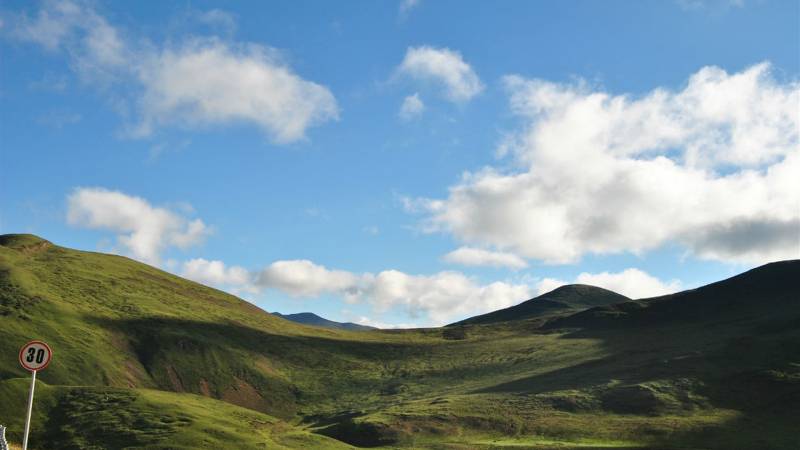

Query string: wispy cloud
7 1 338 143
397 46 483 103
399 93 425 120
398 0 421 19
37 109 82 128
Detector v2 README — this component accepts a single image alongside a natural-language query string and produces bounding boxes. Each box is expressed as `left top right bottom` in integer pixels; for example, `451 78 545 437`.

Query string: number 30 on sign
19 341 52 372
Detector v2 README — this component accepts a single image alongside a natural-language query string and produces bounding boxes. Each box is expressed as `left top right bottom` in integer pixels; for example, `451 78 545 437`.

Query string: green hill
1 234 799 449
451 284 630 326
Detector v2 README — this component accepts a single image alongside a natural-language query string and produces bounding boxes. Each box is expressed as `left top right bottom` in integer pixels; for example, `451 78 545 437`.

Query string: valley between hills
1 234 798 449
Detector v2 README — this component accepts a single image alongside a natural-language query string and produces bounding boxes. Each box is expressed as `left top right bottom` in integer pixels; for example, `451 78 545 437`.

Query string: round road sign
19 341 52 372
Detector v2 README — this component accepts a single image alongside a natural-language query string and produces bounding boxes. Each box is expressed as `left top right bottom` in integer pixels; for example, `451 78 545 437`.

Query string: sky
1 0 798 328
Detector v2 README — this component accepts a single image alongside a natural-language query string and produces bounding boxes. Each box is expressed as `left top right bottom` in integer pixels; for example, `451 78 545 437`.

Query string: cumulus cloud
134 38 339 141
411 63 800 265
398 46 483 103
251 260 530 325
67 187 211 265
175 256 529 324
537 268 681 299
399 93 425 120
255 260 361 298
181 258 253 292
443 247 528 270
9 1 338 143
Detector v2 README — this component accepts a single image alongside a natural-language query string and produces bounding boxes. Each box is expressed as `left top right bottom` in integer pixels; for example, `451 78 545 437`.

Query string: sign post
18 341 52 450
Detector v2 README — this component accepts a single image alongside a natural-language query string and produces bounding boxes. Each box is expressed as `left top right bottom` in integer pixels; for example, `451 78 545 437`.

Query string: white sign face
19 341 52 372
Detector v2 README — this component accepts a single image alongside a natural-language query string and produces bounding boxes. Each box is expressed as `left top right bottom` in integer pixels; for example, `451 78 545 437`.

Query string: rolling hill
272 312 376 331
1 234 798 449
451 284 630 326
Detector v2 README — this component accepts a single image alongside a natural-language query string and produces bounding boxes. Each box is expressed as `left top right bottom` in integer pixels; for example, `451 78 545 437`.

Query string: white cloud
11 0 84 50
182 258 250 286
399 0 421 17
180 258 260 297
195 9 237 33
399 93 425 120
411 63 800 265
255 260 361 298
10 1 338 143
10 0 128 82
134 38 339 142
252 260 530 325
443 247 528 270
66 187 211 265
358 270 531 324
351 316 418 329
536 278 568 296
174 256 530 324
537 268 681 299
398 46 483 103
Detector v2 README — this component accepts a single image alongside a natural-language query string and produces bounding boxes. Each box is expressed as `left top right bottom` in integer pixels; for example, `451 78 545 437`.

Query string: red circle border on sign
19 340 53 372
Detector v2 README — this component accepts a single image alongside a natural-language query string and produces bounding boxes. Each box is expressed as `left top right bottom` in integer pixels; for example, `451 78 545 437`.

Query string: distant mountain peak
548 259 800 330
451 283 629 326
273 312 376 331
539 284 630 307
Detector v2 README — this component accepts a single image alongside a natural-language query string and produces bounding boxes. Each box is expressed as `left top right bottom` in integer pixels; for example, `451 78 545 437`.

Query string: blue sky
1 0 798 327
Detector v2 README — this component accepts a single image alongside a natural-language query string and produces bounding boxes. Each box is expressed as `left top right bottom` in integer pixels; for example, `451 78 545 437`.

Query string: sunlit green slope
1 234 798 449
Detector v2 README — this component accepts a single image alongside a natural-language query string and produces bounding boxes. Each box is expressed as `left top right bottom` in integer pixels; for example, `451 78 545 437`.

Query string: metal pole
22 370 36 450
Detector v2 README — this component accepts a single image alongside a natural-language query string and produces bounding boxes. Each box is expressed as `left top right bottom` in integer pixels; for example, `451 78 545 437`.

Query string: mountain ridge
272 311 376 331
548 259 800 329
2 234 799 449
451 283 630 326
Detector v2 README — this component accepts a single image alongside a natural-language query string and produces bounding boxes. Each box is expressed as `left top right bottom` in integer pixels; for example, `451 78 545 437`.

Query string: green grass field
1 234 798 449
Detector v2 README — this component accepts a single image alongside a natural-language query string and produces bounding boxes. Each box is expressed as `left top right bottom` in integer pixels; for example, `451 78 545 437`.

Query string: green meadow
1 234 798 449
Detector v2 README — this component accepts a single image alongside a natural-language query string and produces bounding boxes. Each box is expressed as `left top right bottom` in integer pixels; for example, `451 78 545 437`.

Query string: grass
0 378 352 449
1 234 799 449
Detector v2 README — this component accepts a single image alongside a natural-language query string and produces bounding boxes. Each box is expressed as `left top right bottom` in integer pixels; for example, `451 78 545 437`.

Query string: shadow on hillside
91 316 435 417
473 306 800 449
94 315 431 366
90 282 800 449
91 316 438 446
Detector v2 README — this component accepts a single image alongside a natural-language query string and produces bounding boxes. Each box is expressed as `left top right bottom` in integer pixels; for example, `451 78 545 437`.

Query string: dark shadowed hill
272 312 376 330
451 284 630 326
548 260 800 330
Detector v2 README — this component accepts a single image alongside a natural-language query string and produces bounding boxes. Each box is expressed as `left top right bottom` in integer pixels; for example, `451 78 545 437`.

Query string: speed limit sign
19 341 52 372
18 340 52 450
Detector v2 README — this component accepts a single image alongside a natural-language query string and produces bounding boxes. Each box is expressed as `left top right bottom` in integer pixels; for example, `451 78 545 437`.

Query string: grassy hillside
0 378 352 449
1 234 799 449
452 284 630 326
